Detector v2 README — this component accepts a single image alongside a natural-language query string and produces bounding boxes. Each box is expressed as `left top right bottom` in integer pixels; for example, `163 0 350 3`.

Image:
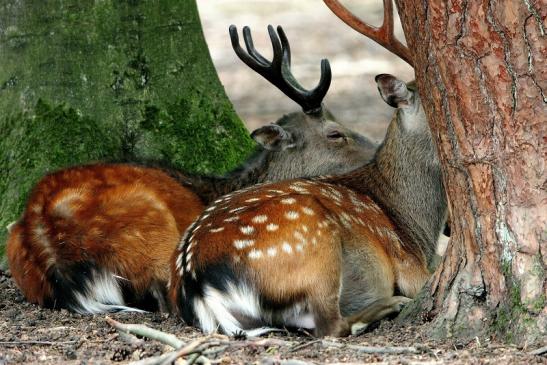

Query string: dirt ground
1 2 545 364
1 270 544 364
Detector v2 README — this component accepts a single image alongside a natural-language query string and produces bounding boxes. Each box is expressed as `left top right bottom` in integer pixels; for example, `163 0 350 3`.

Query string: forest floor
1 270 544 364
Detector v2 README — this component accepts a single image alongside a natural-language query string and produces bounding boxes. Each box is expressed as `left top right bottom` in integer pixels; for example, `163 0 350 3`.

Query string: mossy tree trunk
0 0 255 256
396 0 545 345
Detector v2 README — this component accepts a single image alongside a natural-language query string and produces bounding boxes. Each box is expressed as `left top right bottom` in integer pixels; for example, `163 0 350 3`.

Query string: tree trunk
396 0 545 345
0 0 254 257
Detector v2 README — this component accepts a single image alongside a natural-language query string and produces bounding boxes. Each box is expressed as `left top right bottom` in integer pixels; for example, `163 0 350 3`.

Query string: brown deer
169 72 446 337
169 4 447 336
6 25 377 314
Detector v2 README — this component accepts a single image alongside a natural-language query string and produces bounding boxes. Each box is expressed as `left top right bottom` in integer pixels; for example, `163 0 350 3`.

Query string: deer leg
345 296 412 335
309 294 350 337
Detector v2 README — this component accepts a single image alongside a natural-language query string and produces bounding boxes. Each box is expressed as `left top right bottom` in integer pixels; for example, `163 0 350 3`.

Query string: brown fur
171 76 446 336
7 164 204 307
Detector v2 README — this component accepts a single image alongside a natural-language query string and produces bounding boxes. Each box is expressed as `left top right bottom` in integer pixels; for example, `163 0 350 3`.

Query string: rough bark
396 0 546 345
0 1 255 258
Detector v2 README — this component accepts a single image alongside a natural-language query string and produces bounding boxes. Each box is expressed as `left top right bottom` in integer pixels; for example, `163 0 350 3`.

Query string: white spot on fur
285 211 299 220
234 239 255 250
229 206 247 213
210 227 225 233
205 205 217 212
248 249 263 259
252 215 268 224
224 216 239 222
175 253 183 270
282 242 292 254
302 225 309 233
281 197 296 205
289 184 308 193
267 247 277 257
294 231 305 242
240 225 255 235
266 223 279 232
245 197 261 203
301 207 315 216
6 221 18 233
312 237 318 245
295 244 304 252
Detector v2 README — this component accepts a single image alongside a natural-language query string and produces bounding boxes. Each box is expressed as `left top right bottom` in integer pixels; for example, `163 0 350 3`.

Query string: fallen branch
321 340 420 354
529 345 547 356
287 339 321 353
0 340 77 346
105 316 184 348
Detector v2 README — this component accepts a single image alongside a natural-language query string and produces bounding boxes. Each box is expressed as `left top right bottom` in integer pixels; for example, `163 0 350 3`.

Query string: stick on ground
105 316 184 348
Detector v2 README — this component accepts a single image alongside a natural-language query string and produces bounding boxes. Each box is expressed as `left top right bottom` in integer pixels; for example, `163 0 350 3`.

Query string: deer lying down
6 25 377 315
170 74 447 337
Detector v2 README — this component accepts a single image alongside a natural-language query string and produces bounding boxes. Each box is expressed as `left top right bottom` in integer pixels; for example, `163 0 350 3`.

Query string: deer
168 2 448 337
6 25 378 315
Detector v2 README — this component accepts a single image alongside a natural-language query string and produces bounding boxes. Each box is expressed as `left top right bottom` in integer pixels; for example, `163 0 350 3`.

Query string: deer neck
335 112 446 264
175 148 272 204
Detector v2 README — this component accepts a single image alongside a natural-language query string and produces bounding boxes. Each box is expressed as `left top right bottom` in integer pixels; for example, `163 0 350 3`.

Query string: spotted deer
170 70 446 337
6 25 378 314
169 3 447 334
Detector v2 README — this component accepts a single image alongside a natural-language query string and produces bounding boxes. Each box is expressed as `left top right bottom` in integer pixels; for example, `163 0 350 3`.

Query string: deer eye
327 130 345 140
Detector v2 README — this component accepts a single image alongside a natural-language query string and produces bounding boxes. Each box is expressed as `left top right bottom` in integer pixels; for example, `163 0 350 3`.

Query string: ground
1 271 543 364
1 1 545 364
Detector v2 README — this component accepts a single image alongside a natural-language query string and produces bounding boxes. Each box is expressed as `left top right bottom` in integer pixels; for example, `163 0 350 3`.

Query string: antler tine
242 26 270 67
229 24 332 115
323 0 414 67
229 25 267 74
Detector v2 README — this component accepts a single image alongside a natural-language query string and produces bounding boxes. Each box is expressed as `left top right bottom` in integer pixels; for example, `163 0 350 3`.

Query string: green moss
0 100 121 259
491 277 545 343
0 1 255 262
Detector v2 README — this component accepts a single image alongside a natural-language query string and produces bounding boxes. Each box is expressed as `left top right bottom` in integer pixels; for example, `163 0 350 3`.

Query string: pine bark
0 0 254 257
396 0 546 344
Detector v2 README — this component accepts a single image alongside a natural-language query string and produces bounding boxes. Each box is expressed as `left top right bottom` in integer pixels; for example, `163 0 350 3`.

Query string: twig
320 340 419 354
159 338 217 365
106 316 184 348
0 340 77 346
287 339 321 353
529 345 547 356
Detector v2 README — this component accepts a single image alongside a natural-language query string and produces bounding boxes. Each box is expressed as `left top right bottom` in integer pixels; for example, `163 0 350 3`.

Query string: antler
323 0 413 67
229 24 332 115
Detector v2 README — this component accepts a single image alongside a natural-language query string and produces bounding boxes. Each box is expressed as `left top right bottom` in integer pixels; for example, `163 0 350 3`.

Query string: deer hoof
351 321 369 335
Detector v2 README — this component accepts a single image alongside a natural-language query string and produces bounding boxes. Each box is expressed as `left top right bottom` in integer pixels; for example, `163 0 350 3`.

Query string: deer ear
375 74 413 108
251 124 295 151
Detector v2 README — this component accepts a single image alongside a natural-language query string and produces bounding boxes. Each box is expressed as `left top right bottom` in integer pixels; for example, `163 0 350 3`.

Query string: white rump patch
73 270 145 314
